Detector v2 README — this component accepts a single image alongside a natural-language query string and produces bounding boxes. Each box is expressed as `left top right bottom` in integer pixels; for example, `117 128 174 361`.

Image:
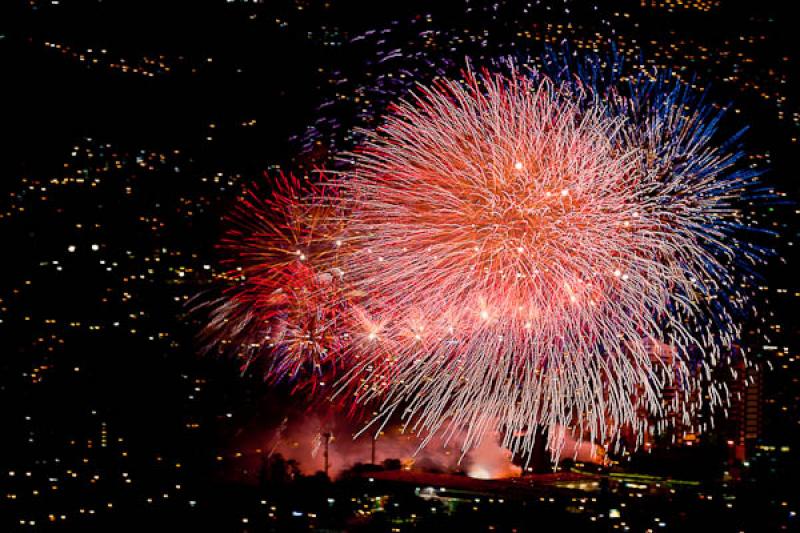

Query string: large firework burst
326 66 763 457
206 60 770 461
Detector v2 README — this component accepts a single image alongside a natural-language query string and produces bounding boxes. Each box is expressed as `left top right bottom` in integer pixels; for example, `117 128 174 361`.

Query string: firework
208 60 769 462
325 66 765 458
203 173 345 391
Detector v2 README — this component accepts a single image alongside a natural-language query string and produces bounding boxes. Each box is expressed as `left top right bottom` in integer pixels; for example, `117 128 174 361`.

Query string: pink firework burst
205 64 766 463
203 173 346 392
327 68 737 458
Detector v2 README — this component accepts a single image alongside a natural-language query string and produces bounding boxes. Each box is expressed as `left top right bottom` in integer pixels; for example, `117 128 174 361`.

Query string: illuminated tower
728 357 763 462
